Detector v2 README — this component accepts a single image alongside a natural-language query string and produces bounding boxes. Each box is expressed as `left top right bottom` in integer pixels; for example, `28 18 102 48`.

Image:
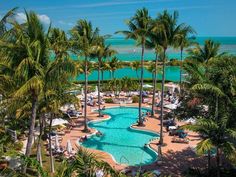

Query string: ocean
76 37 236 82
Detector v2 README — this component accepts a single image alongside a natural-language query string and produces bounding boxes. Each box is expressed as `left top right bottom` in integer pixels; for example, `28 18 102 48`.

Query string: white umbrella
95 86 98 93
96 170 104 177
164 104 177 110
81 87 84 96
55 134 60 149
143 84 153 88
66 140 72 154
48 118 68 127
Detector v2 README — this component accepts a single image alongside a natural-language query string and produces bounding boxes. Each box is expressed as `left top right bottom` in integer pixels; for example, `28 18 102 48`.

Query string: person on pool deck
146 111 151 117
102 106 106 110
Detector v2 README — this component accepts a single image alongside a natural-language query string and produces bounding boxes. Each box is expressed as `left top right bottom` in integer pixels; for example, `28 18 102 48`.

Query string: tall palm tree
187 39 225 63
145 30 163 117
117 8 151 126
109 56 121 79
0 12 77 173
70 20 99 132
131 61 141 81
100 59 110 86
93 37 116 117
174 29 195 93
0 11 51 173
152 10 192 144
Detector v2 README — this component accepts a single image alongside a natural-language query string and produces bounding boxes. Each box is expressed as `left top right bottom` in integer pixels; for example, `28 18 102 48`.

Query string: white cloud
15 12 27 24
58 20 74 26
37 14 50 24
36 0 172 11
15 12 50 25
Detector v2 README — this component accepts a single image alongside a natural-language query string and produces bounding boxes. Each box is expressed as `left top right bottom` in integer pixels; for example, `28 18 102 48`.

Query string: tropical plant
0 7 17 37
117 8 151 126
152 10 193 145
107 78 121 96
92 37 116 117
174 29 195 93
145 29 163 117
100 59 110 86
120 76 138 93
183 117 236 177
131 61 141 80
70 20 100 132
109 56 122 79
0 12 51 169
187 39 225 63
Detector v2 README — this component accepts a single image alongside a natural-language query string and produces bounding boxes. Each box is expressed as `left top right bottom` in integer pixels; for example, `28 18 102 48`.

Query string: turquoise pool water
81 107 159 166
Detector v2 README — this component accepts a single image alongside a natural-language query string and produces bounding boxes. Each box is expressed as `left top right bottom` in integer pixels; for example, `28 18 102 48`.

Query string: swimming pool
81 107 159 166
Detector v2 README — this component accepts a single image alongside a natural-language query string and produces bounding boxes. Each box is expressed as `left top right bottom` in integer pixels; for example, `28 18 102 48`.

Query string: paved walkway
59 100 204 176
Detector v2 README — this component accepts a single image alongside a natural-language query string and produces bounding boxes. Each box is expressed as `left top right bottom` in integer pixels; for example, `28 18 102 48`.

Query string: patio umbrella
55 134 60 149
81 87 84 96
143 84 153 88
96 170 104 177
48 118 68 127
66 140 72 154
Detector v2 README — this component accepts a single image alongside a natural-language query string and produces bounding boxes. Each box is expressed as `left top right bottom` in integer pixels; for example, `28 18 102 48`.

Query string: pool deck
60 102 205 176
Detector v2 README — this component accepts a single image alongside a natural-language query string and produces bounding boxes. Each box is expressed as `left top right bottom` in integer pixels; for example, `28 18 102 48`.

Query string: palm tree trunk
151 53 158 117
98 58 102 117
36 114 44 167
179 48 183 95
207 150 211 175
138 41 145 126
216 147 221 177
23 91 38 173
101 70 104 91
49 113 55 174
83 56 89 132
159 49 166 145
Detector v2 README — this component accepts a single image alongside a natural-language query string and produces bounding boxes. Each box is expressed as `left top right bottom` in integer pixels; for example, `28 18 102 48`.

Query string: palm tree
100 59 110 86
187 39 225 63
152 10 192 145
131 61 141 80
93 37 116 117
0 7 17 37
183 117 236 177
109 56 121 79
117 8 151 126
70 20 99 132
107 78 121 97
174 29 195 93
70 147 119 177
0 11 51 173
145 30 163 117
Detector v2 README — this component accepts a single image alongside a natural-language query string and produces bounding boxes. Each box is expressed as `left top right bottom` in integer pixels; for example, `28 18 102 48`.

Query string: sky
0 0 236 37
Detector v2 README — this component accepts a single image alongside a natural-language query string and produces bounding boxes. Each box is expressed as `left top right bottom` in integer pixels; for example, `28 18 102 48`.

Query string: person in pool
96 131 103 136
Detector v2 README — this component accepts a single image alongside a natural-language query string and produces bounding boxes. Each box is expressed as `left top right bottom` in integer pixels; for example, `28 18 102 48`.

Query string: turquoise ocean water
76 37 236 82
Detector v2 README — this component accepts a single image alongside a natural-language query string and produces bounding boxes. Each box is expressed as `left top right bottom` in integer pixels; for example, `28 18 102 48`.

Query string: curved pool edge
76 106 160 167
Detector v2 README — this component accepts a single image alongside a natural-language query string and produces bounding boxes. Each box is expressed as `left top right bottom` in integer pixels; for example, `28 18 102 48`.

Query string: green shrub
14 141 23 151
104 98 113 103
132 95 139 103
